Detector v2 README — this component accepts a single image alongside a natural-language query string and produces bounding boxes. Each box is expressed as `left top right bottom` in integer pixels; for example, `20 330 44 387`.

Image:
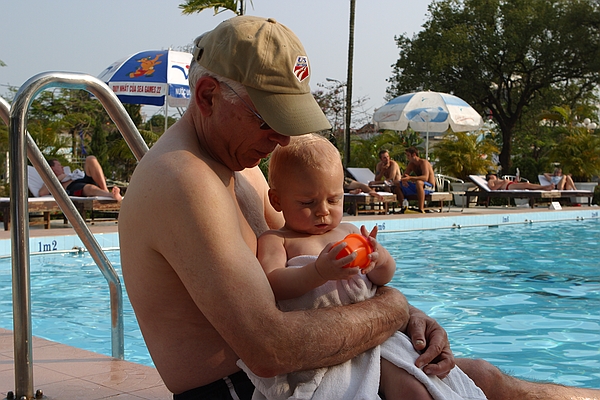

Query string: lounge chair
343 168 396 215
466 175 593 208
0 166 121 230
346 167 453 212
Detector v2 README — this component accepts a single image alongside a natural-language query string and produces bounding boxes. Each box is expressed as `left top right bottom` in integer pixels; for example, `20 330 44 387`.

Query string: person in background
372 148 402 188
396 147 435 211
486 174 553 191
543 168 577 190
344 177 383 199
38 156 122 200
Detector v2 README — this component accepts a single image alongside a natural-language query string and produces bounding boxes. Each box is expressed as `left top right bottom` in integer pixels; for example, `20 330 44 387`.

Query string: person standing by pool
118 15 600 400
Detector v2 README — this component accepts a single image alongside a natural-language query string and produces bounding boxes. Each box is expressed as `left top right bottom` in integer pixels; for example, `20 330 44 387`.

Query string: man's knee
456 358 504 395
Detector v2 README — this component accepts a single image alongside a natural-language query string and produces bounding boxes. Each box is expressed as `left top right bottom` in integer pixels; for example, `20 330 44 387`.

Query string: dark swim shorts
65 175 97 196
173 370 255 400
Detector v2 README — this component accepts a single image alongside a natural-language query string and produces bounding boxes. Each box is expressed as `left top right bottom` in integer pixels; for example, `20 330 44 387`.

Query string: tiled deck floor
0 328 171 399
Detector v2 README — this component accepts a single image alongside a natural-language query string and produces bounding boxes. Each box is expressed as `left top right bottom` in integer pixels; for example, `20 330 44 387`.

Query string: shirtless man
373 149 402 187
38 156 122 200
118 15 600 400
486 174 554 191
397 147 436 211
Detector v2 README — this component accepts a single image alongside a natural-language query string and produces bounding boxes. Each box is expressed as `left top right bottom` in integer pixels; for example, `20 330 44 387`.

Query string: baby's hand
314 241 361 281
359 225 384 274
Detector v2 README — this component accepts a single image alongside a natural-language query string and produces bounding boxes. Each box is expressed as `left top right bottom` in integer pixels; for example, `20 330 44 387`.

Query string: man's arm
160 162 412 377
374 161 390 181
388 161 402 181
38 179 70 197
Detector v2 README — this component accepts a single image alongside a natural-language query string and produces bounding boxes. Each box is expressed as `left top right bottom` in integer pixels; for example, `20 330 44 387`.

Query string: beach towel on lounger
237 255 487 400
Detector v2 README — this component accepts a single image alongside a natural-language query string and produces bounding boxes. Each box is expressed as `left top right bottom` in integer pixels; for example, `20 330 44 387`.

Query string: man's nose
270 132 291 147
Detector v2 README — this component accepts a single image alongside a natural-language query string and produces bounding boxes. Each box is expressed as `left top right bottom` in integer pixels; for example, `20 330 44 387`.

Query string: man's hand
406 306 455 378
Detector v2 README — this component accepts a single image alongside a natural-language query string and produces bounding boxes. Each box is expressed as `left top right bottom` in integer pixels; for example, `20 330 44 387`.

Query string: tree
343 0 356 167
540 106 600 181
312 80 370 148
179 0 252 15
432 131 499 180
350 130 422 170
388 0 600 173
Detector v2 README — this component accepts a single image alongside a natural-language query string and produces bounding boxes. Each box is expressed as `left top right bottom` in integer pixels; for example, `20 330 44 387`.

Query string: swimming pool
0 218 599 388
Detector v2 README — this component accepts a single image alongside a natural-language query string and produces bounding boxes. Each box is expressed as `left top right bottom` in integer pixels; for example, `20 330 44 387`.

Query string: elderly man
118 16 600 400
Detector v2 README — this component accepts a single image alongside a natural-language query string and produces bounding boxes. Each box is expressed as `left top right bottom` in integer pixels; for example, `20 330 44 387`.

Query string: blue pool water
0 219 599 388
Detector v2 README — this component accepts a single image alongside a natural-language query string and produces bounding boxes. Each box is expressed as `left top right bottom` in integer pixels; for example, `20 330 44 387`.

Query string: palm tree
343 0 355 167
432 132 498 181
542 106 600 182
179 0 251 15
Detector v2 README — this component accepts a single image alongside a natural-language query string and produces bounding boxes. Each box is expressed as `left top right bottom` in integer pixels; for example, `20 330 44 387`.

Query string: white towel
62 166 85 182
238 255 487 400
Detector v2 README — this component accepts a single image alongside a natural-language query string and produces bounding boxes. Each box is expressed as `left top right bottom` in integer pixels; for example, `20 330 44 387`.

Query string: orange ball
334 234 373 269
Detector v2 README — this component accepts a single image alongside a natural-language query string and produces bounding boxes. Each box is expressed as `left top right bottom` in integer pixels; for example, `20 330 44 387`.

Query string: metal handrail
5 72 149 399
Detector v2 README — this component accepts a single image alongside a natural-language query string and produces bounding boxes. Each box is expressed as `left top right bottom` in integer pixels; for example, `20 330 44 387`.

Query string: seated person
369 149 401 190
248 133 486 400
486 174 553 191
543 168 577 190
38 156 122 201
396 147 435 211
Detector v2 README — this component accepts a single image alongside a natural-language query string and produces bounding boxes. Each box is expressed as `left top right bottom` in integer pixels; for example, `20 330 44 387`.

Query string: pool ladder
0 72 149 400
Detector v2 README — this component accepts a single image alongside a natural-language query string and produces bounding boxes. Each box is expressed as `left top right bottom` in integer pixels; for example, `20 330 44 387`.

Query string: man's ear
193 76 219 117
268 188 283 212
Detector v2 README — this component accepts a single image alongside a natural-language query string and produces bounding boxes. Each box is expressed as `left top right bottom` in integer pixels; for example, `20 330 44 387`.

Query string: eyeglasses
220 81 271 130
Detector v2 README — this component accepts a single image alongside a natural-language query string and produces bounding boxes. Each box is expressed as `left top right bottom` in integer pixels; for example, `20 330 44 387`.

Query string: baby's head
268 133 345 234
269 134 342 189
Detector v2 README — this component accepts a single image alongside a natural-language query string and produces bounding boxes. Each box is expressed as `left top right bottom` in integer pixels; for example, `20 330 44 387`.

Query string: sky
0 0 432 122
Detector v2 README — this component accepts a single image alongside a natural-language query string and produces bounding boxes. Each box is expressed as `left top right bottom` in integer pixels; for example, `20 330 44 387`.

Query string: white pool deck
0 204 599 399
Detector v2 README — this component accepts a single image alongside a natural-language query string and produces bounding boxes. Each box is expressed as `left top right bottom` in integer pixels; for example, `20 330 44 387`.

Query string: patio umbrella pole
164 101 168 133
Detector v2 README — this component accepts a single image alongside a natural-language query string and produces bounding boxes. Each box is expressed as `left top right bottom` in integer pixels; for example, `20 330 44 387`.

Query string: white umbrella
373 91 483 159
98 49 192 132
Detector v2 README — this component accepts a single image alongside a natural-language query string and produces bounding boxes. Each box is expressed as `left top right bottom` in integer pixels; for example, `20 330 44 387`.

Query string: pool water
381 219 600 388
0 219 599 388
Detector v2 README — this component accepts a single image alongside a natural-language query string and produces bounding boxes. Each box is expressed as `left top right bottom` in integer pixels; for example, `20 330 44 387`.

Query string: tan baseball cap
193 16 331 136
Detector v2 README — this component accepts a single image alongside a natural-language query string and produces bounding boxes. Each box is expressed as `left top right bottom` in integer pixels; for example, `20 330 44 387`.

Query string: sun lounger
0 166 121 230
467 175 593 207
346 167 453 212
344 192 397 216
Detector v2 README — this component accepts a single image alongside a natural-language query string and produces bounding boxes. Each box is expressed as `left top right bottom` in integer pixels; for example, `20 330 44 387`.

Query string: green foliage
548 131 600 182
431 131 498 180
348 130 423 170
179 0 252 15
143 113 178 133
388 0 600 172
0 86 172 183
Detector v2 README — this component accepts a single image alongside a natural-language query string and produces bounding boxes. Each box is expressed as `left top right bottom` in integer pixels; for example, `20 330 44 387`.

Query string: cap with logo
193 16 331 136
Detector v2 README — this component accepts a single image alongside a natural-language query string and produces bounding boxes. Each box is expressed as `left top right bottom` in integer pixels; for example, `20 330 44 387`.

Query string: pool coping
1 207 598 257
